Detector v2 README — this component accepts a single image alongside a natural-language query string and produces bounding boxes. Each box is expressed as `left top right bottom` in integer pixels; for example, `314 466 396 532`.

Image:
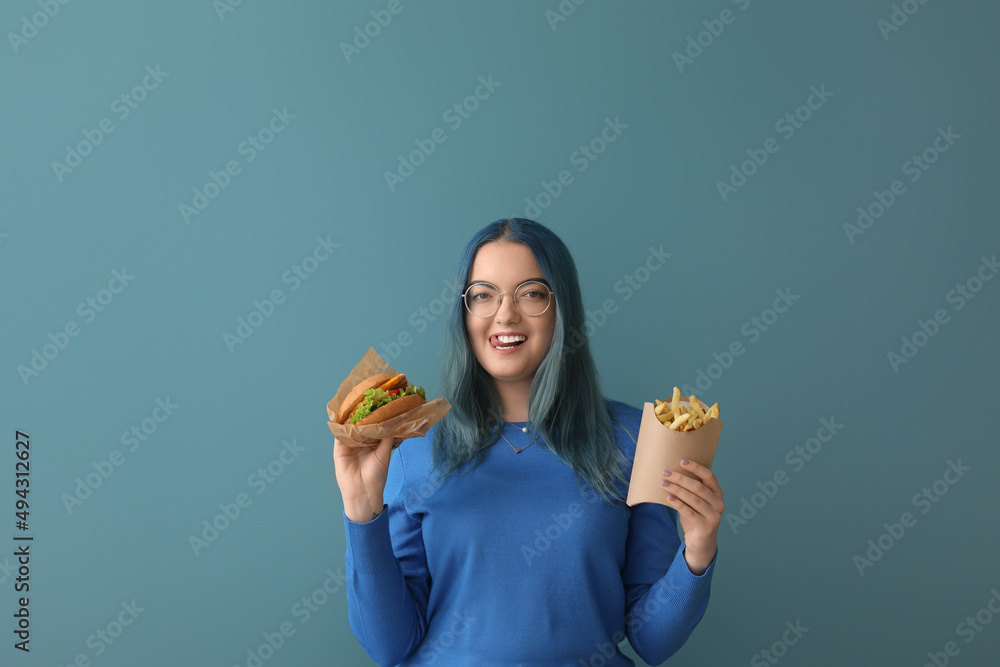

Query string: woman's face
464 241 556 388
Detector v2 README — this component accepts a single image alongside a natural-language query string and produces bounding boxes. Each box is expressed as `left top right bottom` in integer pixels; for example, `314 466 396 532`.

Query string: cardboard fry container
626 397 723 507
326 347 451 449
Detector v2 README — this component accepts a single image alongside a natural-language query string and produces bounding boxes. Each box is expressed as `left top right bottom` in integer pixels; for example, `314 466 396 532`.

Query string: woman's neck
495 379 532 422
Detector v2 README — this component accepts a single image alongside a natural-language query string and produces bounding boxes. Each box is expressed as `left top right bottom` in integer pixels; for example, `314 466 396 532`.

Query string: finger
661 480 715 518
661 470 703 491
661 492 700 521
666 474 725 517
334 436 363 452
665 493 723 532
373 436 394 467
661 470 720 505
332 437 349 459
679 460 723 494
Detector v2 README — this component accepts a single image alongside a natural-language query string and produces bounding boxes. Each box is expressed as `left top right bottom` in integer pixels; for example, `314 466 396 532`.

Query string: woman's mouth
491 334 527 351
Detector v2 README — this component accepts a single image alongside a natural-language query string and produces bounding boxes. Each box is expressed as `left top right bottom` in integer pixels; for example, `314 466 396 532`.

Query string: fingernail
662 470 672 477
661 480 671 487
680 459 689 465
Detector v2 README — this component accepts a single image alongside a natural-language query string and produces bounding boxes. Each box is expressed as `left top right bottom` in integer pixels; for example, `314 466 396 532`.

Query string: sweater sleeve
343 450 430 667
622 500 716 665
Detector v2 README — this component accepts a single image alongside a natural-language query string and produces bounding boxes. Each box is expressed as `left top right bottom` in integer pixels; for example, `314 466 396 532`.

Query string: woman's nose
494 292 520 321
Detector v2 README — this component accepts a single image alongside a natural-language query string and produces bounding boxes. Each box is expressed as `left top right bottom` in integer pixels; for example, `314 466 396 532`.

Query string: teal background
2 1 999 665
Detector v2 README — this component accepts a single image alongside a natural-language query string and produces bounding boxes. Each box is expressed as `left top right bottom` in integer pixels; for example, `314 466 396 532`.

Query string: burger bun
355 392 425 425
336 373 393 424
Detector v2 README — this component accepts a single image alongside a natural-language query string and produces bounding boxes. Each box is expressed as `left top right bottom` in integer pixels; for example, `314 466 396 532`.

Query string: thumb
373 436 395 469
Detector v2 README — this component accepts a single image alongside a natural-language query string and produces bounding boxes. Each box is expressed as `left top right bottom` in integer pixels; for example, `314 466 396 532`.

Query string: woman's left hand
661 460 725 575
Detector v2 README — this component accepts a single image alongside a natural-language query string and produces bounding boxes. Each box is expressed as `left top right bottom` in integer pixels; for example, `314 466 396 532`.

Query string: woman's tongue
492 335 525 348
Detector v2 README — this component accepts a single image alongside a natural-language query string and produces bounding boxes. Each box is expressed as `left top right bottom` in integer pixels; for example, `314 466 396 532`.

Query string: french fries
654 387 719 432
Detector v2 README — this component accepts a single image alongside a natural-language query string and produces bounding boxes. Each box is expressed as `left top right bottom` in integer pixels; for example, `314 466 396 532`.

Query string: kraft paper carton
626 397 723 507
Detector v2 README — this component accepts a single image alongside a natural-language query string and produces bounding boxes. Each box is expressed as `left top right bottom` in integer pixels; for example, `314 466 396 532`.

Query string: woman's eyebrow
466 277 550 288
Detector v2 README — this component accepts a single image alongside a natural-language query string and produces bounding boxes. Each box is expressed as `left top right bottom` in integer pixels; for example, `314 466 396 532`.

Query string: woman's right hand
334 436 395 523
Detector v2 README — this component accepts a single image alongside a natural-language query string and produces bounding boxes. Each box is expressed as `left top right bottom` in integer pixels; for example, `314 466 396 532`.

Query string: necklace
499 422 534 453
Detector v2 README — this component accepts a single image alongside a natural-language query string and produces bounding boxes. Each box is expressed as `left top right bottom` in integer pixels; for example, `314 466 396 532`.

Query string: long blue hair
430 218 631 504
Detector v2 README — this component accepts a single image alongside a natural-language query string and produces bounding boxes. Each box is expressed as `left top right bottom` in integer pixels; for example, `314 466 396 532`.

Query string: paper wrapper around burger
326 347 451 449
626 397 723 508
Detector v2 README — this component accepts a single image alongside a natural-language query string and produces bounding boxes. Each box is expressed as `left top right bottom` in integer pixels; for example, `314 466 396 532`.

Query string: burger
336 373 426 425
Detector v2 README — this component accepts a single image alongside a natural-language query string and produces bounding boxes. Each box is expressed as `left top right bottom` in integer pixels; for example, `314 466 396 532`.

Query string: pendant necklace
499 422 534 453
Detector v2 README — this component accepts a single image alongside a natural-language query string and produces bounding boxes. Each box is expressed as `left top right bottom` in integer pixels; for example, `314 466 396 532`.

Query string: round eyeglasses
462 280 555 318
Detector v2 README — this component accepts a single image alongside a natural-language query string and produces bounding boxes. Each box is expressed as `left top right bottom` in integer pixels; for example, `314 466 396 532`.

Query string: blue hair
430 218 631 504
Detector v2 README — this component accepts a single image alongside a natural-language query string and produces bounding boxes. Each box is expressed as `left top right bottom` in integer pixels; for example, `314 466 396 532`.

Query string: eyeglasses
462 280 555 318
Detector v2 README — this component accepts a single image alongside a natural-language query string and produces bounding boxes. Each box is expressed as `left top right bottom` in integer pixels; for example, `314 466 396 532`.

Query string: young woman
334 218 725 666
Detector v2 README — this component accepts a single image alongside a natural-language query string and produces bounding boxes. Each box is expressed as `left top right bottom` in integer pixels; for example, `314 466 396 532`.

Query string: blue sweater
343 399 715 666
